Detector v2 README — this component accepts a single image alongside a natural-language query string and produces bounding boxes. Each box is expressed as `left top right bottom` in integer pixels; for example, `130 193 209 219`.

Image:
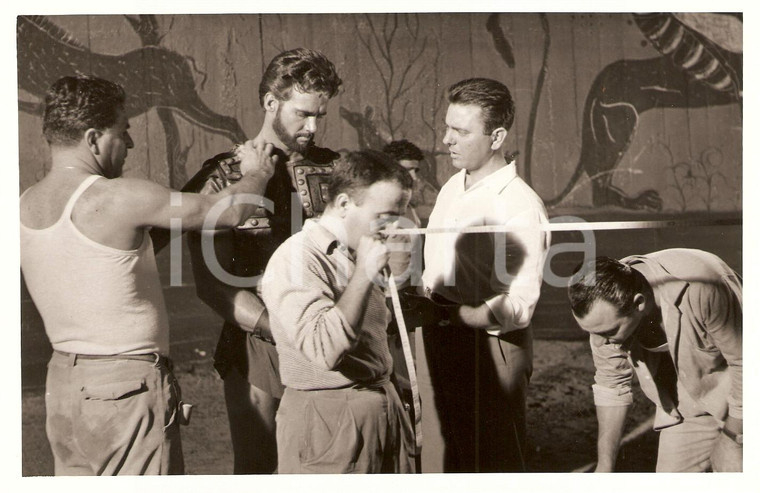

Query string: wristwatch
722 427 743 445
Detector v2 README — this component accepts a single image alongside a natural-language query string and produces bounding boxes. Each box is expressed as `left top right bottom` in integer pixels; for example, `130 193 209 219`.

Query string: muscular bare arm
118 169 271 232
77 141 276 252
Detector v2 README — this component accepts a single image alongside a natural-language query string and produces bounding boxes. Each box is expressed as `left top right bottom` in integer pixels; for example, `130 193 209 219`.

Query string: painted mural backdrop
17 13 743 216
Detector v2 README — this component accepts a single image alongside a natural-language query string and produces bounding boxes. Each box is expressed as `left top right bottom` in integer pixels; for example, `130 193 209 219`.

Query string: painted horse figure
17 15 246 144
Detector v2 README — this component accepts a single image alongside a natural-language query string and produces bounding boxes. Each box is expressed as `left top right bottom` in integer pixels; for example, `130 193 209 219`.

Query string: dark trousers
416 324 533 472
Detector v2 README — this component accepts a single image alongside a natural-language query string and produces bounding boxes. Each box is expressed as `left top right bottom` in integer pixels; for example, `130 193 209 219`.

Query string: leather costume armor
182 146 337 226
184 144 339 394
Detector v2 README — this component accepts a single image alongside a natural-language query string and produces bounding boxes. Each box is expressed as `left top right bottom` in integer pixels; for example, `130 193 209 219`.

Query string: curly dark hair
382 140 424 162
42 76 126 146
568 257 649 318
327 150 413 205
447 77 515 134
258 48 343 106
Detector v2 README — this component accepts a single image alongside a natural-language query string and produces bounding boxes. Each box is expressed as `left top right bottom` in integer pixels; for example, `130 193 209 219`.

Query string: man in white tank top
19 76 276 475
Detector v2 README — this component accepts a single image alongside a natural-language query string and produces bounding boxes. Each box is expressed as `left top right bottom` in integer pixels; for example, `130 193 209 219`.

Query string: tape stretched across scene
382 217 742 236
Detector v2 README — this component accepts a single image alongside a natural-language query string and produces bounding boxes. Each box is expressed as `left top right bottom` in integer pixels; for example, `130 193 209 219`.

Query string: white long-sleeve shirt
421 162 550 335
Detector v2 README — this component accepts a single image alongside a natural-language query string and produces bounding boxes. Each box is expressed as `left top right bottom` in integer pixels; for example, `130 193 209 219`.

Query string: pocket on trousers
300 398 359 472
77 378 152 455
82 379 146 400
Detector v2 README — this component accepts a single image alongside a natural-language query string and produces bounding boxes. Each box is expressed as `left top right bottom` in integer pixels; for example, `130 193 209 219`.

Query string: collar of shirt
625 257 689 310
455 160 517 195
307 216 353 259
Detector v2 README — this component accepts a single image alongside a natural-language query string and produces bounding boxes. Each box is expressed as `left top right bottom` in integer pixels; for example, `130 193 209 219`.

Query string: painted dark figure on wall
18 15 246 143
543 13 742 210
17 15 247 187
17 13 742 213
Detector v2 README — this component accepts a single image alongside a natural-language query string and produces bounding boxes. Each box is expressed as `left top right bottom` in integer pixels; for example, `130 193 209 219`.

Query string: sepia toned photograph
14 5 751 489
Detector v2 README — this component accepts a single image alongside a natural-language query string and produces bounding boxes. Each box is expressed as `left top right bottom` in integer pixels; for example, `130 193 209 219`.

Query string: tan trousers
276 382 415 473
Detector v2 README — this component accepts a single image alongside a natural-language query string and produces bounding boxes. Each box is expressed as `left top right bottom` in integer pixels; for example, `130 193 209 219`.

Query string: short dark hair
327 150 413 205
258 48 343 106
568 257 649 318
447 77 515 134
43 76 126 146
382 139 424 162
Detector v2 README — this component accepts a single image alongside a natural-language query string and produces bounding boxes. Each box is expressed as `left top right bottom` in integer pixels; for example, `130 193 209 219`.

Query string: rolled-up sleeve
695 277 743 419
485 207 549 334
590 335 634 407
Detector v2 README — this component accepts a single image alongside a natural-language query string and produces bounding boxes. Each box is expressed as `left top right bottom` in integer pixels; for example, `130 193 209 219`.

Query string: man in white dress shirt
417 78 550 472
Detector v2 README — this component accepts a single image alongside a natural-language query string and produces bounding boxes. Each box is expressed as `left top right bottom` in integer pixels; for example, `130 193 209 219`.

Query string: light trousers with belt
45 350 184 475
276 381 415 473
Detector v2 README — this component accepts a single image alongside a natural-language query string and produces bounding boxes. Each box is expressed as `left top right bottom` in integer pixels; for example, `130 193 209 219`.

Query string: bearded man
186 48 342 474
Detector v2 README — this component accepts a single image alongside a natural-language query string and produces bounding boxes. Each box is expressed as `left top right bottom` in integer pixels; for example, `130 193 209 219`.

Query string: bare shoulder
99 176 173 208
71 177 171 248
19 181 53 228
102 176 170 195
69 177 167 226
20 176 81 228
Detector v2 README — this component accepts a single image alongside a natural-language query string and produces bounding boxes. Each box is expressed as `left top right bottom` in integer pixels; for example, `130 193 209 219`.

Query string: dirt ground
21 339 657 475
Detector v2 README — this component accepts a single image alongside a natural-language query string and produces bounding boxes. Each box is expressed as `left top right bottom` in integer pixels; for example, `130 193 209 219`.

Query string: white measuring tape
387 273 423 453
383 217 741 236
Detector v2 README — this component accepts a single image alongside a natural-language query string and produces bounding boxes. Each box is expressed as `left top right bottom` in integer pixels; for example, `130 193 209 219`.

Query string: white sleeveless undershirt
20 175 170 355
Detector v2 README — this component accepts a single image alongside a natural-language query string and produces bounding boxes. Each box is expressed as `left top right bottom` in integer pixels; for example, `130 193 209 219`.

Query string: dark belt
421 291 462 328
293 378 392 393
54 350 172 370
429 292 460 307
350 379 393 392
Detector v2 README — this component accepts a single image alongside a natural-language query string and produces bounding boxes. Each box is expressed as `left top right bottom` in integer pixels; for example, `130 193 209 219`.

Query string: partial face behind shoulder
398 159 420 181
344 180 411 251
442 103 495 172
